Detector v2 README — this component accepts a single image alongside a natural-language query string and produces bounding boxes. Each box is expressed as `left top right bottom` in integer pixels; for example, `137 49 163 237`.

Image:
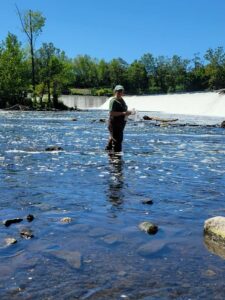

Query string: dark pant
106 119 126 152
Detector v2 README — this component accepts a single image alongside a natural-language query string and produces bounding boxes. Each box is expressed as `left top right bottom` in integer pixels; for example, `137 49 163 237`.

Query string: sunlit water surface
0 110 225 300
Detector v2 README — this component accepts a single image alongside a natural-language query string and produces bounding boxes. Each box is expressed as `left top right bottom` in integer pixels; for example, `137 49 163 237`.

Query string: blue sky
1 0 225 63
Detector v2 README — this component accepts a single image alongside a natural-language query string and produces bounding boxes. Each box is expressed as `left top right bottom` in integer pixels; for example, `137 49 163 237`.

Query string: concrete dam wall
59 95 107 109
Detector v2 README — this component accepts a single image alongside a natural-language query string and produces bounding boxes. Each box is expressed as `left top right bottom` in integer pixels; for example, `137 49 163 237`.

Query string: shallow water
0 110 225 300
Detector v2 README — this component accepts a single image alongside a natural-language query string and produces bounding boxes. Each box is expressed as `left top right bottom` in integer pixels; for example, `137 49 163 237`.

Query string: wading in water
105 85 132 153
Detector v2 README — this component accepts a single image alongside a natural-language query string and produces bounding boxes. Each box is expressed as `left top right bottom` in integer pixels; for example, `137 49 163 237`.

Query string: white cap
114 85 124 92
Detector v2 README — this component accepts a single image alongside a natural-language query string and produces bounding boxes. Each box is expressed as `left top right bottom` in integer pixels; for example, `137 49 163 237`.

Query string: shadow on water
107 153 124 208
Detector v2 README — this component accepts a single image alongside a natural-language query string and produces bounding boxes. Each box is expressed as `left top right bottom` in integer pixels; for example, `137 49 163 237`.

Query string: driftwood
143 115 178 122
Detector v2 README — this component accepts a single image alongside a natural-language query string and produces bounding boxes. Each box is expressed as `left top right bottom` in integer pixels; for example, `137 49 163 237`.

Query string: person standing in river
105 85 132 152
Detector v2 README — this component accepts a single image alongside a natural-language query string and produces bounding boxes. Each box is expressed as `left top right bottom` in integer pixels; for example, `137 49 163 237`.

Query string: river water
0 109 225 299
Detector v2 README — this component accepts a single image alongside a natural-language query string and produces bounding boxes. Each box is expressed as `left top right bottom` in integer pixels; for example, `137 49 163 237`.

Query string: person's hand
125 110 132 116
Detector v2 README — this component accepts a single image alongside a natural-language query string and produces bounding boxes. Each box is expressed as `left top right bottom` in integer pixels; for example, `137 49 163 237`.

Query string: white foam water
100 91 225 117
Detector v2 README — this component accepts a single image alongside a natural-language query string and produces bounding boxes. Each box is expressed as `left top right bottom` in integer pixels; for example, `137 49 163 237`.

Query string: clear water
0 110 225 300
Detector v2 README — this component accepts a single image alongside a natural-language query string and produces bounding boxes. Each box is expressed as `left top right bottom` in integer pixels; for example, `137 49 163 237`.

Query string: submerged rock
137 240 166 257
20 228 34 239
5 237 17 246
204 216 225 243
3 218 23 227
139 221 158 234
53 250 82 269
88 227 109 237
102 234 123 245
45 146 64 151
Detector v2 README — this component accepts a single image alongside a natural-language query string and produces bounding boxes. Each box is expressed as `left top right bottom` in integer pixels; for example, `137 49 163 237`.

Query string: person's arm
110 111 132 117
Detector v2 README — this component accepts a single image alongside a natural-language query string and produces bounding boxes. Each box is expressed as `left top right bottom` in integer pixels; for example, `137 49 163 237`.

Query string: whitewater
100 91 225 118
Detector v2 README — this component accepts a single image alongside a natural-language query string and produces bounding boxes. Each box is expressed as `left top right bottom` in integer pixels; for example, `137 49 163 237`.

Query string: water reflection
107 153 124 208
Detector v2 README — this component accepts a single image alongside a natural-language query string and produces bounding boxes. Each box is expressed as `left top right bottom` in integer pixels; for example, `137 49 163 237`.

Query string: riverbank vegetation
1 9 225 109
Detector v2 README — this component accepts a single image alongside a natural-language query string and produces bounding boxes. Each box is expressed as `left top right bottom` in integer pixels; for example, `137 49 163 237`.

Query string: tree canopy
0 9 225 109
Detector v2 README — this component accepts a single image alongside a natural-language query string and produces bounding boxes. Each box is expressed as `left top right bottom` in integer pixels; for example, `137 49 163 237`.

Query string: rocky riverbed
0 110 225 299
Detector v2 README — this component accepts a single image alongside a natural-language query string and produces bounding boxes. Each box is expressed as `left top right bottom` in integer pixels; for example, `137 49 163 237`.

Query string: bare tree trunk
29 10 35 96
47 80 51 106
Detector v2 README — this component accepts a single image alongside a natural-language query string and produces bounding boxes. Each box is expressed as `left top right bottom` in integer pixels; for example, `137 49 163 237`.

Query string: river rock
45 146 63 151
60 217 72 223
143 115 152 120
137 240 166 257
204 229 225 259
139 221 158 234
27 214 34 222
5 237 17 246
3 218 23 227
204 216 225 243
99 119 106 123
20 228 34 239
141 199 153 205
221 121 225 128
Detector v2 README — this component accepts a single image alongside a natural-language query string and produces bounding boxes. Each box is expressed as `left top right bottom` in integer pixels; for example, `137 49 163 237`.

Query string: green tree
127 60 148 94
36 43 65 107
154 56 171 93
108 58 128 88
97 59 110 87
72 55 98 88
140 53 156 76
204 47 225 90
0 33 29 108
169 55 189 92
186 53 209 91
17 7 45 96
